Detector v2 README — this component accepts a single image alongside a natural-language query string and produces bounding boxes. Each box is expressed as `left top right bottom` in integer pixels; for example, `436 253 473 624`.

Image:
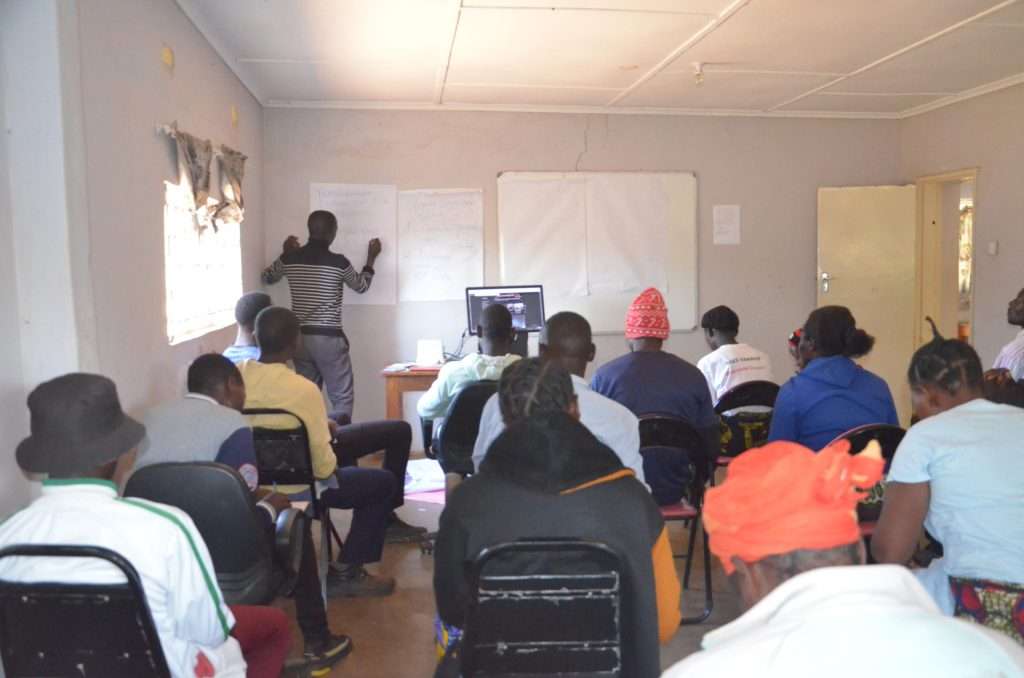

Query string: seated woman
873 323 1024 635
433 358 680 678
768 306 898 450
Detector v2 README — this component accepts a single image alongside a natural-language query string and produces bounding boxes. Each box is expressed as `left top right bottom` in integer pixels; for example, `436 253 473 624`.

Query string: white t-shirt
994 329 1024 380
888 398 1024 611
696 343 774 405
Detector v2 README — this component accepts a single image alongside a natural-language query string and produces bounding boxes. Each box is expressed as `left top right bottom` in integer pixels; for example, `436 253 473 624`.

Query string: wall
74 0 265 414
265 109 903 426
901 84 1024 366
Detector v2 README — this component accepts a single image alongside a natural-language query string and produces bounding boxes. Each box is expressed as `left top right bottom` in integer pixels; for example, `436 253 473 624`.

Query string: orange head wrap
703 439 884 574
625 287 670 340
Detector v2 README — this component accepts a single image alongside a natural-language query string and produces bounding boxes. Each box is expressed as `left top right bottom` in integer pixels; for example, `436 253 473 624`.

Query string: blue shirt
591 351 717 429
768 355 898 450
223 344 260 364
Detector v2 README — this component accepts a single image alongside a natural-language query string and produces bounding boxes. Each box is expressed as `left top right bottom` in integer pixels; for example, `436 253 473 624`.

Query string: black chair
0 544 171 677
828 423 906 532
125 461 290 606
715 381 780 465
638 415 714 624
244 408 341 602
461 539 624 678
429 380 499 476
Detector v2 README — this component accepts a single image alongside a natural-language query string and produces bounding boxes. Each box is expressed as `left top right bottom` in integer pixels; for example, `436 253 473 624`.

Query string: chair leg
680 518 713 625
681 515 700 587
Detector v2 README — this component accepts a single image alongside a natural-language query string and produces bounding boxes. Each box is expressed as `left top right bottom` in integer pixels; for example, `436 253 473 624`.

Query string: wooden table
381 366 441 420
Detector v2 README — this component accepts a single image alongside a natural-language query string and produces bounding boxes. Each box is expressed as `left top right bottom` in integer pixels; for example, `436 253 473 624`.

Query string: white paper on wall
310 183 398 305
713 204 742 245
397 189 484 302
585 174 669 295
498 176 588 297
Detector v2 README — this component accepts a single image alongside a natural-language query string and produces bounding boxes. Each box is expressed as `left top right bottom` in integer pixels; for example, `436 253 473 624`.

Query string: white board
310 183 397 305
397 189 484 302
498 172 697 334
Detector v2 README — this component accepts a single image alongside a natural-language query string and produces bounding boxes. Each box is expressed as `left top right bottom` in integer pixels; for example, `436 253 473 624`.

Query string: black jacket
434 411 679 678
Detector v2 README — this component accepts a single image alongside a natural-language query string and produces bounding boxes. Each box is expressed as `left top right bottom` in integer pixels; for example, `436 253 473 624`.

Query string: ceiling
175 0 1024 118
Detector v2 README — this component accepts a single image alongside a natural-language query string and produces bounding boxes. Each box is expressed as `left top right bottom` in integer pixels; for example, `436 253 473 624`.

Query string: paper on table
713 204 741 245
310 183 398 305
398 189 483 302
498 175 588 297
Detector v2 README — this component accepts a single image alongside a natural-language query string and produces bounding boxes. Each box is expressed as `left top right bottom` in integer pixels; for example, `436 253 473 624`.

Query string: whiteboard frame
497 170 699 335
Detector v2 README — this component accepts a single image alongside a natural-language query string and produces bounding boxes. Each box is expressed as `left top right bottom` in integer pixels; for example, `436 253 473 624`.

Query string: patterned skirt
950 576 1024 644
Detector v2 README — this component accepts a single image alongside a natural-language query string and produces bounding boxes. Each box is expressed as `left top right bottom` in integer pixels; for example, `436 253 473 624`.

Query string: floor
273 457 742 677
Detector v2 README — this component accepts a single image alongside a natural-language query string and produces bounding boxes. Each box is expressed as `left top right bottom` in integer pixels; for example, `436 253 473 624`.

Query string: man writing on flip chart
262 209 380 425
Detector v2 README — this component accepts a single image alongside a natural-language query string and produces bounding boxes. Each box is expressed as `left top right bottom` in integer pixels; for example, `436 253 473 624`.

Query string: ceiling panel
680 0 1006 76
444 84 620 106
620 69 834 109
976 0 1024 25
464 0 731 13
826 22 1024 95
446 6 712 88
782 93 945 113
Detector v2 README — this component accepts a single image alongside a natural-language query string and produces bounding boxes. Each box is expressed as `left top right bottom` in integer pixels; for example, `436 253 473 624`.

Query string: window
163 181 242 345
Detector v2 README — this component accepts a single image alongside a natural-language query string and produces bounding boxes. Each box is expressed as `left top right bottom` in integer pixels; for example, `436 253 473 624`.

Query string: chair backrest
717 410 773 458
638 415 713 489
436 380 499 474
0 544 171 678
243 408 317 493
124 462 276 606
714 380 780 414
829 424 906 523
462 539 624 678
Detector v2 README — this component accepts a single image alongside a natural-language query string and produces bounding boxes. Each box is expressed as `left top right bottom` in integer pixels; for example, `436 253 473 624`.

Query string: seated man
662 440 1024 677
590 288 718 505
873 327 1024 625
993 287 1024 379
696 304 774 405
417 303 521 464
240 306 397 596
223 291 272 364
0 374 292 678
472 311 645 486
435 358 680 678
139 354 351 671
985 368 1024 408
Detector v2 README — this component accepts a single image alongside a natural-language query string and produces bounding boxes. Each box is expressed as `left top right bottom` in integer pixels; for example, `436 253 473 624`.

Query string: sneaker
302 633 352 677
327 564 396 597
386 514 428 543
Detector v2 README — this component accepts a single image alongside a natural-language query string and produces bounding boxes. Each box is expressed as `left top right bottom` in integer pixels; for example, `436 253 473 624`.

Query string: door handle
820 272 835 294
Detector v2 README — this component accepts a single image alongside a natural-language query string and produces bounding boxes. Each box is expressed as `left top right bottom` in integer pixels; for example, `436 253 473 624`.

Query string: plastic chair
827 424 906 536
715 380 779 467
0 544 171 677
244 408 340 602
638 415 714 624
431 380 499 476
461 539 624 677
125 461 293 605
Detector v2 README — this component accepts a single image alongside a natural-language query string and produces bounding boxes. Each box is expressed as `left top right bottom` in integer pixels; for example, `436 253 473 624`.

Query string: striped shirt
994 329 1024 381
262 240 373 336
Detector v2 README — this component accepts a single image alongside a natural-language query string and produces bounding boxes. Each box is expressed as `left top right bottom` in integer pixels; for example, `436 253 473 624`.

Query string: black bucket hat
16 373 146 476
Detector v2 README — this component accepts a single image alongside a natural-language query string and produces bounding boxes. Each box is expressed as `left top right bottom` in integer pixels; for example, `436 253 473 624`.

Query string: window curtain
171 127 214 232
213 145 246 229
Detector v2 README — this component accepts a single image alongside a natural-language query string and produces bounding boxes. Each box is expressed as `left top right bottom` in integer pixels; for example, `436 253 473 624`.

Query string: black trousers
333 420 412 510
256 510 328 646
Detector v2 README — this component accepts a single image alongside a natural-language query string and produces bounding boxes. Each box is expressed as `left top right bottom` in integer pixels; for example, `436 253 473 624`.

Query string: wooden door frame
913 168 978 347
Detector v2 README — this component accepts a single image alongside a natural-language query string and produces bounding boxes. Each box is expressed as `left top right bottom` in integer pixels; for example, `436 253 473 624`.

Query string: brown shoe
327 564 396 598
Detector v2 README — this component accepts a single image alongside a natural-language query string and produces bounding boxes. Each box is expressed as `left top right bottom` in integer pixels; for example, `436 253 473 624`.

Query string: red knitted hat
625 287 670 340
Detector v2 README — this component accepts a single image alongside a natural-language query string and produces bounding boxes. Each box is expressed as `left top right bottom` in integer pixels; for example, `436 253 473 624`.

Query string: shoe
327 564 396 597
386 514 428 543
303 633 352 677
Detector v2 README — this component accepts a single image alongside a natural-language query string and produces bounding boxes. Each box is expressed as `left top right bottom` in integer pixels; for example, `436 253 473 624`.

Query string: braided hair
498 358 574 425
907 317 983 394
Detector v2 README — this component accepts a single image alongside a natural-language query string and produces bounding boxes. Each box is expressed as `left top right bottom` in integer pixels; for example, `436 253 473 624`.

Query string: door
817 186 917 425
